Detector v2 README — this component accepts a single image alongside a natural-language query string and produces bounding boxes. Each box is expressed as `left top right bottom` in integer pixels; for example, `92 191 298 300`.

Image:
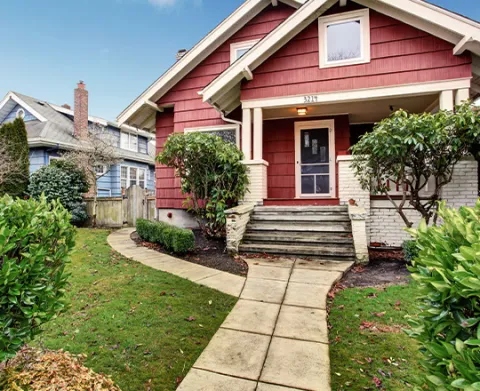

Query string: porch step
238 243 355 258
240 206 356 260
243 231 353 245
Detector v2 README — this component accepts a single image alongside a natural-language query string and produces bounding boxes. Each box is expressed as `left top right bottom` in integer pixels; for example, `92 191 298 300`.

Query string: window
121 166 147 189
16 108 25 119
120 132 138 152
319 9 370 68
184 124 240 147
95 165 107 176
230 40 259 64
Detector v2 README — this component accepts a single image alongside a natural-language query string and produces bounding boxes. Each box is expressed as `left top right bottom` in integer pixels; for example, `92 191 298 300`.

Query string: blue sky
0 0 478 121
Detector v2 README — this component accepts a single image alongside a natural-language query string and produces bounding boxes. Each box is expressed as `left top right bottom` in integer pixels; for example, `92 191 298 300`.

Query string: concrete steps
239 206 355 261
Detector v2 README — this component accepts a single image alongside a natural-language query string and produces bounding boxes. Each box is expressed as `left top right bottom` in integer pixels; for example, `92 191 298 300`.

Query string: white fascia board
116 0 273 126
201 0 336 104
241 78 472 109
0 92 48 122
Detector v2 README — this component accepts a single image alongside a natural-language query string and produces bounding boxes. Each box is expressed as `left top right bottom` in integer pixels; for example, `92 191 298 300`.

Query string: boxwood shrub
406 201 480 390
0 195 75 362
136 219 195 254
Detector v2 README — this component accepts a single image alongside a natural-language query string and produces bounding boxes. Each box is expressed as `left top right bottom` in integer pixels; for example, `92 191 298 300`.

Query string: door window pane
315 175 330 194
301 176 315 194
327 20 361 62
301 165 329 174
301 129 329 164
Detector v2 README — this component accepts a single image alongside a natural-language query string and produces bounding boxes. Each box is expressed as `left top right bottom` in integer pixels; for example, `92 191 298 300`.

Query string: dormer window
230 39 259 64
120 132 138 152
319 9 370 69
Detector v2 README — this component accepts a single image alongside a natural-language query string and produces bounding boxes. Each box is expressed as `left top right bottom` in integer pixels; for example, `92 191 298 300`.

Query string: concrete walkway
107 228 353 391
107 228 246 297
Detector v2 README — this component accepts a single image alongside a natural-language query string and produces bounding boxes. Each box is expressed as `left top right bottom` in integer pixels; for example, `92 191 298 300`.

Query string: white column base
348 205 369 264
241 160 269 205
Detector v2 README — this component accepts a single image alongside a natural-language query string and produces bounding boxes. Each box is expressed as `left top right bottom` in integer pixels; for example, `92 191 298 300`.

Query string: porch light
297 107 308 116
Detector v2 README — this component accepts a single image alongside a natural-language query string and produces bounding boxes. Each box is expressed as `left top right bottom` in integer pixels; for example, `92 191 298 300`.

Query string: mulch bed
131 230 248 277
340 248 411 288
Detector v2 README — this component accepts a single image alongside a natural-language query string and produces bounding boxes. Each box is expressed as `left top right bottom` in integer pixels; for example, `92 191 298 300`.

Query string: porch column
253 108 263 160
242 108 252 160
455 88 470 106
241 107 268 205
439 90 454 111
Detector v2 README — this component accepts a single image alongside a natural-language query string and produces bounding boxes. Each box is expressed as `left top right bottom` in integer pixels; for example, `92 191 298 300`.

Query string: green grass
329 283 425 390
35 229 237 391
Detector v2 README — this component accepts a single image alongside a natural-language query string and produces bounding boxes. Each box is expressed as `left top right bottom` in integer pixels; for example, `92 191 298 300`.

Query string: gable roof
201 0 480 111
0 91 155 164
116 0 304 129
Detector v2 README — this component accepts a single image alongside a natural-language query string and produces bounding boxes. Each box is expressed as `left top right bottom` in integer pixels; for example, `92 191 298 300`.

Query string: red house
118 0 480 261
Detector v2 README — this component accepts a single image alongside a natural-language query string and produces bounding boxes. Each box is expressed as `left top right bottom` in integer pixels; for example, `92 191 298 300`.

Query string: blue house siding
29 148 47 173
2 103 36 124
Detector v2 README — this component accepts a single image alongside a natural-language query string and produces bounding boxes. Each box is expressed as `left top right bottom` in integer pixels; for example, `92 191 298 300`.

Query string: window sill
320 58 370 69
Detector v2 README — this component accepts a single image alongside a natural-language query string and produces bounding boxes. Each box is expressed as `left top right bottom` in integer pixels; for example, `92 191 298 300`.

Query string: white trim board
294 119 336 199
0 92 48 122
241 78 472 109
117 0 303 128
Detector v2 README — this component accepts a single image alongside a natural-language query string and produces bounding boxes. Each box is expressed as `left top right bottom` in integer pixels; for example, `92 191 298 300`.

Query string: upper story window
230 39 259 64
120 132 138 152
318 9 370 69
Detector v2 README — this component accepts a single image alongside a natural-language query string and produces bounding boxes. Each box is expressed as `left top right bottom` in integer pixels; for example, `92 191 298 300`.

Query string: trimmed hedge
136 219 195 254
406 201 480 390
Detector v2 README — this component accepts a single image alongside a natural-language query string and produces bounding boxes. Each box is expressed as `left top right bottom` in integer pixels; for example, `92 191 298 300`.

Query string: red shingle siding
263 115 350 201
155 4 295 208
241 8 472 100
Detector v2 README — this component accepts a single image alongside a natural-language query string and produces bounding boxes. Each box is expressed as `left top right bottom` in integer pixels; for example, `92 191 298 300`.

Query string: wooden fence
84 186 156 228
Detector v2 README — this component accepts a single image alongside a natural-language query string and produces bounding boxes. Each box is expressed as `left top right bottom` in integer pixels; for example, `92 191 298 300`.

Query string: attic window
16 109 25 119
319 9 370 68
230 39 259 64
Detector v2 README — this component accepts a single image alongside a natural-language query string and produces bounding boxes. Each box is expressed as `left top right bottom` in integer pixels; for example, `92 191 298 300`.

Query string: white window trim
120 131 139 152
294 120 336 199
120 165 147 189
230 39 260 64
184 124 241 148
318 9 371 69
95 165 108 176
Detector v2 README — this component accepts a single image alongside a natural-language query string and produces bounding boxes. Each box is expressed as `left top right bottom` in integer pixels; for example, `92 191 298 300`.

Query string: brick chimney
74 81 88 139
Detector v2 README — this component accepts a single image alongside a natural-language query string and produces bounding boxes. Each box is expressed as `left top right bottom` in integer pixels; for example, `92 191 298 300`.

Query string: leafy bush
402 240 419 263
28 160 90 225
157 132 249 237
0 347 120 390
0 118 30 197
406 201 480 390
136 219 195 254
0 195 75 361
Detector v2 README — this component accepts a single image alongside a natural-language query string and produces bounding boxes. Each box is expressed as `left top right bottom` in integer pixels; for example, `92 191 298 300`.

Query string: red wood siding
263 115 350 201
155 4 295 209
241 7 472 100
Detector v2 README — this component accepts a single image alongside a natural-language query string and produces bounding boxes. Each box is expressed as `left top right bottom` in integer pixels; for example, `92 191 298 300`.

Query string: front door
295 120 336 198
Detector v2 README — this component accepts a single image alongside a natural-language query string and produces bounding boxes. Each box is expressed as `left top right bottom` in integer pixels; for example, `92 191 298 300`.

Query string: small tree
0 195 75 361
62 124 121 227
0 119 30 197
157 132 249 237
351 102 480 227
28 160 90 225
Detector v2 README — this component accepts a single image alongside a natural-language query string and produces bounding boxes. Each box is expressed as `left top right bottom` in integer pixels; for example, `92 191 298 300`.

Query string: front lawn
34 229 237 391
329 282 425 390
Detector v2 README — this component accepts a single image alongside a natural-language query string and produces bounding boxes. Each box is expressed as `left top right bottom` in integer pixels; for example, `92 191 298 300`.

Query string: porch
238 79 471 206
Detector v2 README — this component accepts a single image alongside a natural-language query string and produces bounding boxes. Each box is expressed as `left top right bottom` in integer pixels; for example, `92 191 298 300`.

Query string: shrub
406 201 480 390
0 347 120 391
157 132 249 237
0 195 75 361
28 160 90 225
402 240 419 263
0 118 30 197
136 219 195 254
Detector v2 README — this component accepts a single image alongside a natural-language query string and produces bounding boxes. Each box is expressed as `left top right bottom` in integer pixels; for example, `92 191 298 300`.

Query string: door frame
294 119 336 199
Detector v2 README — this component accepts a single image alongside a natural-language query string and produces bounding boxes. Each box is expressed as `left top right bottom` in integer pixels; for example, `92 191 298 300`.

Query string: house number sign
303 95 319 103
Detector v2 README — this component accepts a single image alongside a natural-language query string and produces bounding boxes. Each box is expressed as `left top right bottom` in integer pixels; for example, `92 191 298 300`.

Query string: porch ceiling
262 93 439 123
